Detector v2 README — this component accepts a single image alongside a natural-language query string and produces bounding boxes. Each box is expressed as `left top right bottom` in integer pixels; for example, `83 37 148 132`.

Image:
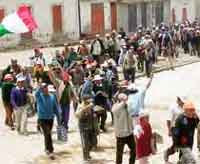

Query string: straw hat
93 74 103 81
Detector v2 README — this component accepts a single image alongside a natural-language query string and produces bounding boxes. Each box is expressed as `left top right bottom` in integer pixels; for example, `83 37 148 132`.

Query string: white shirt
168 104 183 127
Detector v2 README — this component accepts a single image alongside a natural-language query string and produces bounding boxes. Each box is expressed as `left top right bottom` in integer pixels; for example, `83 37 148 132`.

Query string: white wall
0 0 80 47
80 1 91 33
104 2 111 31
195 0 200 20
171 0 196 23
117 3 128 32
80 0 111 34
63 0 80 39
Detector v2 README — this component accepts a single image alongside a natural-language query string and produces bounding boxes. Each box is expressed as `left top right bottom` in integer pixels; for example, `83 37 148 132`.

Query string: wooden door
91 3 105 34
128 4 137 32
111 2 117 31
52 5 63 33
182 8 187 22
21 6 32 39
172 8 176 24
0 8 4 22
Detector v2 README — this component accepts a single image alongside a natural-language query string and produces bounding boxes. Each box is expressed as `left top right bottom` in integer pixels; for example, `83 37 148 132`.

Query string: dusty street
0 61 200 164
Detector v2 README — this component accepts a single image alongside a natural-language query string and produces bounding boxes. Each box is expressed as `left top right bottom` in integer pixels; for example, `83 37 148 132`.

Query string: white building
0 0 80 48
170 0 200 23
117 0 168 33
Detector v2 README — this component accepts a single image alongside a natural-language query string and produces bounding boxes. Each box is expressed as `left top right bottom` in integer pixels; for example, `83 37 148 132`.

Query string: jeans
116 134 136 164
60 104 70 130
39 119 54 153
14 105 28 134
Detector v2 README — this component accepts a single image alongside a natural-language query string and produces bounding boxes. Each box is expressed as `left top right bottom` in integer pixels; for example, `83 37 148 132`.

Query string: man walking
35 83 60 160
164 96 186 163
112 93 136 164
1 74 15 129
11 75 28 135
173 100 199 164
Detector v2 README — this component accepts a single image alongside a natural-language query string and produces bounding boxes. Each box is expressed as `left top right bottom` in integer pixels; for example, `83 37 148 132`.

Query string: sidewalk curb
135 59 200 78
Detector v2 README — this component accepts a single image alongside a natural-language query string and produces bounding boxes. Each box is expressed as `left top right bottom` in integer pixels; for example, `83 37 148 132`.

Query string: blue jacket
35 88 59 120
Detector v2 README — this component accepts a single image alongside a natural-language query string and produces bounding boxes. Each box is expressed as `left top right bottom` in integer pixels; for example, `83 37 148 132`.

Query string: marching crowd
1 20 200 164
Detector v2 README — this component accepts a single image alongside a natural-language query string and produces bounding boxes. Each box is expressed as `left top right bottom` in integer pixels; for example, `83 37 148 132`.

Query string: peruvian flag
0 5 37 37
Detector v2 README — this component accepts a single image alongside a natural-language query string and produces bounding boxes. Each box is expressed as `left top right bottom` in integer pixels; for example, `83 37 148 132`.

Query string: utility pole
77 0 82 38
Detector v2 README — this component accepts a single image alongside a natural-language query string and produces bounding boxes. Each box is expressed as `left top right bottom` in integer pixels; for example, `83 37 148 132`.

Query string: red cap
4 74 13 81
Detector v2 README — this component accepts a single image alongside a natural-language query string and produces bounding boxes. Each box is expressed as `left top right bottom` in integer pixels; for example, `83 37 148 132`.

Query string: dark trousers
3 103 14 127
166 140 176 158
80 129 97 160
145 59 152 77
123 68 136 83
116 134 136 164
97 110 107 130
137 56 144 72
60 104 70 130
39 119 54 153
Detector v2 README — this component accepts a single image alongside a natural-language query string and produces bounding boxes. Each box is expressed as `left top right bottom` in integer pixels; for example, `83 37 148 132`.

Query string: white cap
48 85 56 92
16 74 26 82
177 95 187 103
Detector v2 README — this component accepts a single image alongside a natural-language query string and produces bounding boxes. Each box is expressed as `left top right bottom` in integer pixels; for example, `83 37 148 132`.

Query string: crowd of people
1 20 200 164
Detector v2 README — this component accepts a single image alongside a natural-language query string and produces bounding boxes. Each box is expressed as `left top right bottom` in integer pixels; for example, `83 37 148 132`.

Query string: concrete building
170 0 200 23
0 0 80 48
80 0 115 36
117 0 166 33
